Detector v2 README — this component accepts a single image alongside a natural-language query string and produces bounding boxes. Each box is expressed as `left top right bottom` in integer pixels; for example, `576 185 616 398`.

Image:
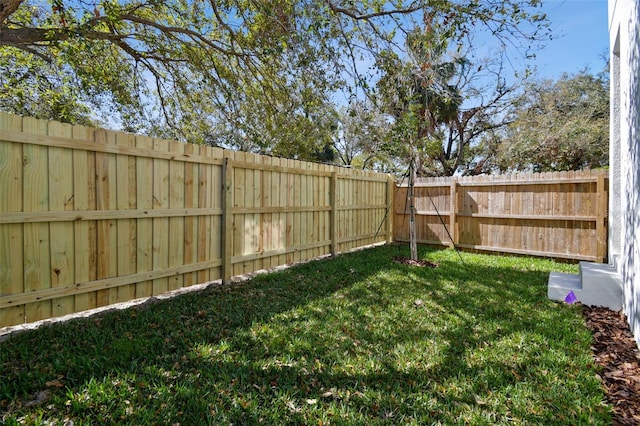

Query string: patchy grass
1 246 610 425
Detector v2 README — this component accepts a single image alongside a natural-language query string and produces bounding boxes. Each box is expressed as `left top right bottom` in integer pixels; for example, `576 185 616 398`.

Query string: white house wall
609 0 640 347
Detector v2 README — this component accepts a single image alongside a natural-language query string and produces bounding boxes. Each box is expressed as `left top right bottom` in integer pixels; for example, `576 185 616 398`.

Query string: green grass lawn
0 245 611 425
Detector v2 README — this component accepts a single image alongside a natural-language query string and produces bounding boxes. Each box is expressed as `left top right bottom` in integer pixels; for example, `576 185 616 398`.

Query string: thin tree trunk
409 149 417 261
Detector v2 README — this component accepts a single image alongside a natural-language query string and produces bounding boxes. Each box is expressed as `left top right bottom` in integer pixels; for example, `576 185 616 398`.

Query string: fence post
222 157 234 283
449 177 458 247
330 171 338 256
596 172 607 263
386 175 394 244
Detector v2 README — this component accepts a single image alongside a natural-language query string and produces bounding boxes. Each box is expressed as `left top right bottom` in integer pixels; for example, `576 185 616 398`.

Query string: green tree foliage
1 0 549 159
333 100 391 171
497 70 609 172
376 26 463 174
375 26 522 177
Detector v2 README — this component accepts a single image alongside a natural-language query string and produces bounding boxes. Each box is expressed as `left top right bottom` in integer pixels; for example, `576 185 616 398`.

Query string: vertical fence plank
297 162 305 261
596 173 607 262
567 171 577 255
253 155 260 262
135 135 154 298
48 121 75 317
222 156 234 284
449 178 458 247
242 152 255 274
273 157 284 265
72 124 97 312
232 152 244 275
304 162 313 259
0 113 25 326
321 165 330 253
168 140 185 290
209 147 223 281
513 175 524 252
345 174 352 251
22 117 52 322
505 174 515 252
330 171 338 256
311 164 319 255
95 129 118 307
252 153 263 271
248 152 259 272
182 143 198 286
289 159 298 263
316 167 323 254
116 131 137 302
289 159 297 263
386 176 394 244
152 138 170 295
261 155 272 267
196 148 210 283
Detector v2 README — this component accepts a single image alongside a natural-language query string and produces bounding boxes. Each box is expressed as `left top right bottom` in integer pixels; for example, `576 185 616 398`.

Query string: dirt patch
392 256 438 268
583 305 640 425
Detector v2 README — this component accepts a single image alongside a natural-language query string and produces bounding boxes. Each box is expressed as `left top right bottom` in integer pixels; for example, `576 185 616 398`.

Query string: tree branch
325 0 422 20
0 25 129 46
119 13 248 58
0 0 23 28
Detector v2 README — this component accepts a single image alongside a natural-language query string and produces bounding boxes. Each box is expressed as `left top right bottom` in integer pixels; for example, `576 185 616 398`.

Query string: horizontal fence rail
0 113 393 327
394 171 608 262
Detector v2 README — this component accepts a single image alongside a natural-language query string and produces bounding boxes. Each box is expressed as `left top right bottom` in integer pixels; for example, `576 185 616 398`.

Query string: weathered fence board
0 114 24 327
0 113 393 328
394 170 608 262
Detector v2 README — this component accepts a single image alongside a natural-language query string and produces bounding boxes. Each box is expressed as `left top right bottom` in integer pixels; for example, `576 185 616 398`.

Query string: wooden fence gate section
394 171 608 262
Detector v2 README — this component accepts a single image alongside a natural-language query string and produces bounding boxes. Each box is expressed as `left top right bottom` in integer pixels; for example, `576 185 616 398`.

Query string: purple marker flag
564 291 577 304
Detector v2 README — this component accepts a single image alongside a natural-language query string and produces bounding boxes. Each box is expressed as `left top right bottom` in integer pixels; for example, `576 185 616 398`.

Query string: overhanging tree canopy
0 0 549 157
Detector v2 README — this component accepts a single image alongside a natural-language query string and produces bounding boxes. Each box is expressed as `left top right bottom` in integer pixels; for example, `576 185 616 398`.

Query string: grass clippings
1 246 611 425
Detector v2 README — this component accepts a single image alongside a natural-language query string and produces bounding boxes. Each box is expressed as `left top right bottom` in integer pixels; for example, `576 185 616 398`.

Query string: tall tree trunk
409 148 418 261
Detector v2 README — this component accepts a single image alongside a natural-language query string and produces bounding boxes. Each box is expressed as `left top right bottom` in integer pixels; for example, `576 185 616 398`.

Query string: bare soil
583 306 640 425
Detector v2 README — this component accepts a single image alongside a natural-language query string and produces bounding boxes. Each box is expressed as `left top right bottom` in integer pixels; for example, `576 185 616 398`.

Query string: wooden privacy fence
0 113 393 327
394 171 608 262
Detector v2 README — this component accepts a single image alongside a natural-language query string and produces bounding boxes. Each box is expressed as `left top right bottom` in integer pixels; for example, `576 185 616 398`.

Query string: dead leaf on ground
45 379 64 388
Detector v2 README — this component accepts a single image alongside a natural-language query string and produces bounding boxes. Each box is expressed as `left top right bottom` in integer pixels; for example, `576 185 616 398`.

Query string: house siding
609 0 640 347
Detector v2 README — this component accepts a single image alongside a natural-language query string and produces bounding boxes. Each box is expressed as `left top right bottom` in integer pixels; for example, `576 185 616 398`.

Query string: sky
532 0 609 78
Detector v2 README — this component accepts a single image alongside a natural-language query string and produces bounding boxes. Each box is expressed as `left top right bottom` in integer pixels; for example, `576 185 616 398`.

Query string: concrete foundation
548 261 623 311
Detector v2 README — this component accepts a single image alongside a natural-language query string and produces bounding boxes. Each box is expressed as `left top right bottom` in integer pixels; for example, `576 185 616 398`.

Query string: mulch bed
583 306 640 425
392 256 438 268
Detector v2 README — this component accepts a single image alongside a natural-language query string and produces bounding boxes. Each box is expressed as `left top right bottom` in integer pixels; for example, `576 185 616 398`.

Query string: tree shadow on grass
0 249 391 411
0 246 608 424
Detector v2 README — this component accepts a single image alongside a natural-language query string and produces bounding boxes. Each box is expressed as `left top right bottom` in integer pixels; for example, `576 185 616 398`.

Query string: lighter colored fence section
394 171 608 262
0 113 393 327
